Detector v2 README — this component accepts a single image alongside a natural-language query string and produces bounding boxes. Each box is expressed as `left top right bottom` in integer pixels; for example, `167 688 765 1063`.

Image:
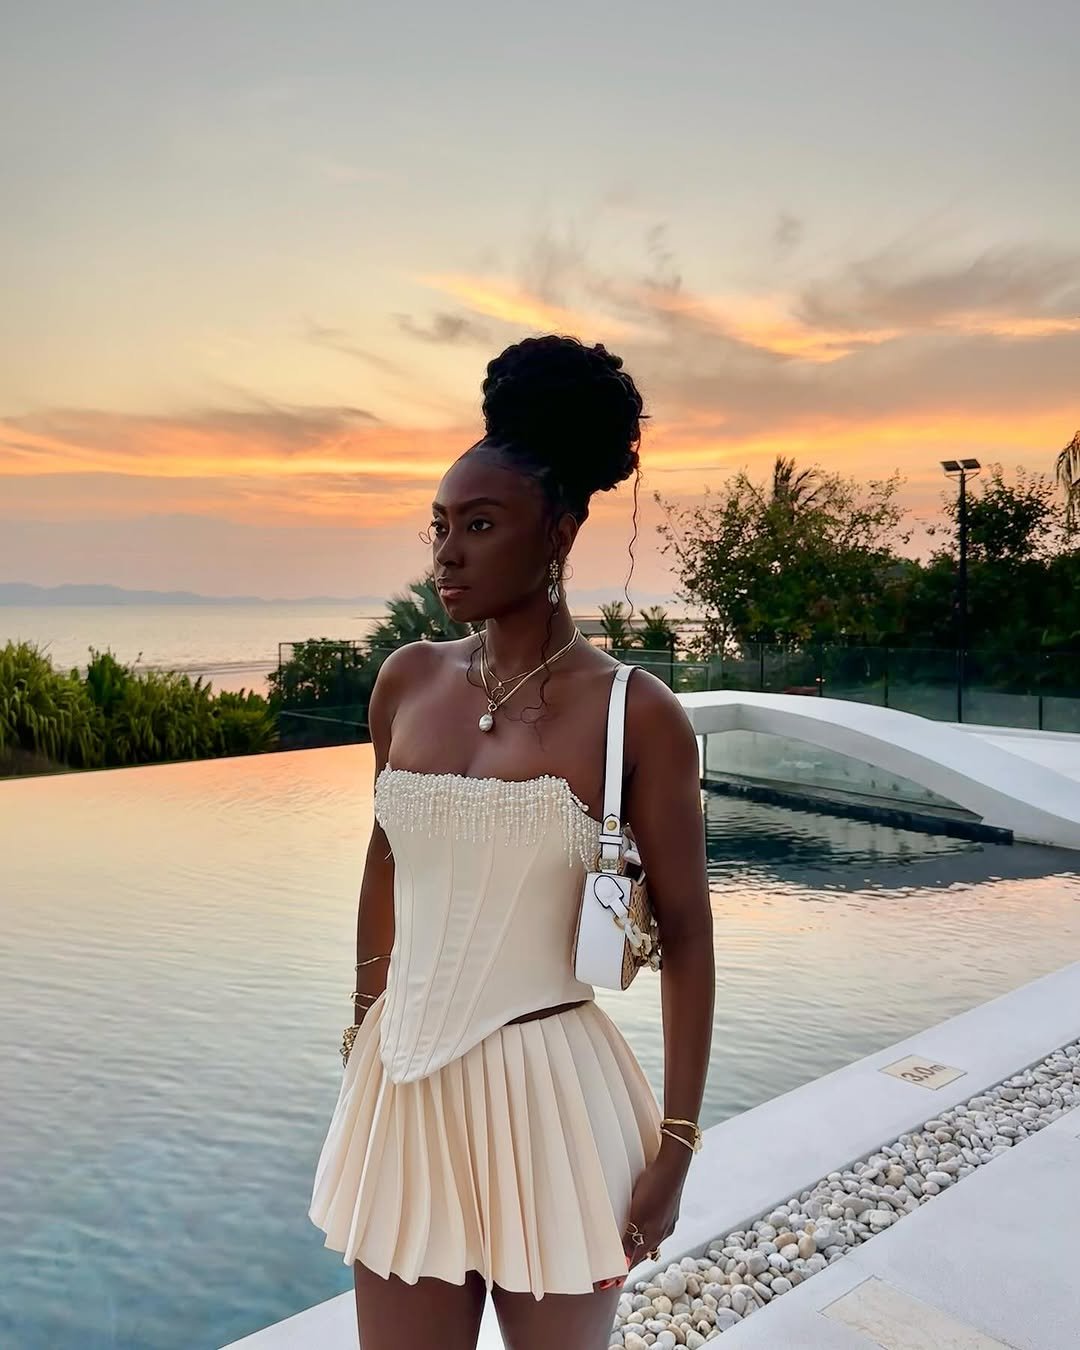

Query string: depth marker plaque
880 1055 967 1090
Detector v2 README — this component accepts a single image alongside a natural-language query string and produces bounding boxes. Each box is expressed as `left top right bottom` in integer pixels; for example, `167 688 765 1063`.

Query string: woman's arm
351 647 412 1025
622 670 715 1255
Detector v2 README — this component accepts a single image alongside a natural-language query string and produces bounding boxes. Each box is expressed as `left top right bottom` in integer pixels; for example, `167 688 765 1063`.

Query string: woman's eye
429 519 491 535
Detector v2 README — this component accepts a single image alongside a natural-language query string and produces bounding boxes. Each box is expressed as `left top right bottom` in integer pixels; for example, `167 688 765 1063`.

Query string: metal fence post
956 647 964 723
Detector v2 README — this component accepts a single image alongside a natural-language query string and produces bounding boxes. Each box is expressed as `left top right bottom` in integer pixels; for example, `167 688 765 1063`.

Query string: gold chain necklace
476 628 580 733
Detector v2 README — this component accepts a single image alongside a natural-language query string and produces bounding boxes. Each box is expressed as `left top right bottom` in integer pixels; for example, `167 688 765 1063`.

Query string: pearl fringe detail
374 767 601 869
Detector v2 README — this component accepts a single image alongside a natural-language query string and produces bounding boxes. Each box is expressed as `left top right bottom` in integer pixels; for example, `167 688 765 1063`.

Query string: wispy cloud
395 311 490 345
771 211 805 258
302 321 405 376
7 223 1078 568
0 404 471 531
794 242 1080 331
412 224 1080 448
413 272 647 342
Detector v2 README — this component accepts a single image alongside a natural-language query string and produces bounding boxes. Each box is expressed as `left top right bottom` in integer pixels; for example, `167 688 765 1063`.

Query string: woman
309 335 714 1350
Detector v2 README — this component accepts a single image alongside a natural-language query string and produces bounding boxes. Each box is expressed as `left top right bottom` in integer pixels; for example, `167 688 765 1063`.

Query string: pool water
2 745 1078 1349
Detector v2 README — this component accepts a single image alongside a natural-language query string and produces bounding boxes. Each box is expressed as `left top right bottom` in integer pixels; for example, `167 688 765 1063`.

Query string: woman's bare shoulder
372 636 475 697
623 664 697 774
369 639 470 750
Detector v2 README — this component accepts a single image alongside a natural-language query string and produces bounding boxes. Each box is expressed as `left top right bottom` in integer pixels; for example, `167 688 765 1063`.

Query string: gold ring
625 1221 645 1246
647 1247 661 1260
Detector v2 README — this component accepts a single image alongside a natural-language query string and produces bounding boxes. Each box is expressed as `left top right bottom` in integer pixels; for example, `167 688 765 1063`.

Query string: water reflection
1 745 1078 1349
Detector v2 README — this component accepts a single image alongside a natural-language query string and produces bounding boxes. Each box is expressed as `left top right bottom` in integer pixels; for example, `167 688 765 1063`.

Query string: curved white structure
678 690 1080 850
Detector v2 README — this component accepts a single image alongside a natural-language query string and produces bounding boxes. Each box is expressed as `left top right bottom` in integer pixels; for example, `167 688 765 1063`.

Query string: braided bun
480 334 644 517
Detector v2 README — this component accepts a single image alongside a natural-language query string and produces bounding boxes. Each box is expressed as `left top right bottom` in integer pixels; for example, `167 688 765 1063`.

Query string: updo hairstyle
479 334 645 524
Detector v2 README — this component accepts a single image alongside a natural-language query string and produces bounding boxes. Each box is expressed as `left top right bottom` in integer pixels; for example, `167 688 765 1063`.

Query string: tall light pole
941 458 981 721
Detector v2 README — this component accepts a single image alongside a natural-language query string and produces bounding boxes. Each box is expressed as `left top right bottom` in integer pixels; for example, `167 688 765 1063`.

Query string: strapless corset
373 767 602 1084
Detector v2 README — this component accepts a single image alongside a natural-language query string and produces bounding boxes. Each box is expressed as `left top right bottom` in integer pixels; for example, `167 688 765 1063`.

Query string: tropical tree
267 572 473 747
656 460 910 653
1055 430 1080 531
268 638 369 711
635 605 677 652
770 455 824 511
928 464 1066 564
365 571 472 657
889 467 1074 654
598 601 638 651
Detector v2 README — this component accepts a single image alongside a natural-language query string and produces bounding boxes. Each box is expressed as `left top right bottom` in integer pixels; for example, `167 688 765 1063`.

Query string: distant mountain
0 583 387 607
0 581 684 612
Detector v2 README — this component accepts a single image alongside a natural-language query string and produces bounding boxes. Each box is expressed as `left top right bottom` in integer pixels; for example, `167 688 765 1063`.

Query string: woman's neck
479 602 579 678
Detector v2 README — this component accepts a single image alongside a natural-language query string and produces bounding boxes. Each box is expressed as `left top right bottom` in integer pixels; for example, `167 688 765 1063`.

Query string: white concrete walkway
222 963 1080 1350
721 1105 1080 1349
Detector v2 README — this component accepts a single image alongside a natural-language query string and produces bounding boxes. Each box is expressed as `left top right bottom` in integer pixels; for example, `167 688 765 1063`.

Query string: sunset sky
3 1 1079 603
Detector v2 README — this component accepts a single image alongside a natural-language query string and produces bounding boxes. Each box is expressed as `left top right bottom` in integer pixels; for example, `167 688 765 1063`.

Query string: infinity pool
2 745 1078 1348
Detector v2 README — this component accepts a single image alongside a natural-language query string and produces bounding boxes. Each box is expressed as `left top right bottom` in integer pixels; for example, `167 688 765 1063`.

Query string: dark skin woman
347 337 714 1350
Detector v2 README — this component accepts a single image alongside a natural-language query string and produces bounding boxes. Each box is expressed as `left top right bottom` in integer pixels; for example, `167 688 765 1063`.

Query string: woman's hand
622 1140 693 1266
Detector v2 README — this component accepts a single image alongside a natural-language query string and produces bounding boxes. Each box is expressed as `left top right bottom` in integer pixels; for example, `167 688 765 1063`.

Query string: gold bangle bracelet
660 1117 703 1152
660 1127 700 1153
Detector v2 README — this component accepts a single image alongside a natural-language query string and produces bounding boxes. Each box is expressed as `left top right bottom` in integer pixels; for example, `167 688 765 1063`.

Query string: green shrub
0 641 278 776
0 641 102 769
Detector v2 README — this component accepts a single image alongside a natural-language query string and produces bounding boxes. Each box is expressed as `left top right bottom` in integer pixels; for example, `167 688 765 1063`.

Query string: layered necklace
475 627 580 732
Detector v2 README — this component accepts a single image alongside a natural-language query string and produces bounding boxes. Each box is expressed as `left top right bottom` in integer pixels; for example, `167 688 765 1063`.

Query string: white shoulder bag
572 662 662 990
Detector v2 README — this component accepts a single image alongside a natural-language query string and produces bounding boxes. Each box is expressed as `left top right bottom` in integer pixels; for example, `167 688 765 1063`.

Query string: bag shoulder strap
598 663 633 867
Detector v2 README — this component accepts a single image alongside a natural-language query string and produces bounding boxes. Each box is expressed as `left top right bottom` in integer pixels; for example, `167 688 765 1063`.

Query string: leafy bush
0 641 102 770
0 641 278 777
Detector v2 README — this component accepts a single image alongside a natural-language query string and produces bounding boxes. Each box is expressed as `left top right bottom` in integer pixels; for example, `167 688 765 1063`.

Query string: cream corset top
372 767 602 1084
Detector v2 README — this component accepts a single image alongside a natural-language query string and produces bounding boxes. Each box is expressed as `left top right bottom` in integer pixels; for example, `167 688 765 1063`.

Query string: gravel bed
612 1037 1080 1347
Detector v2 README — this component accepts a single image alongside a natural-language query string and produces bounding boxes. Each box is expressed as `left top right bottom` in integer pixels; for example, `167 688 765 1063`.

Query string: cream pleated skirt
308 992 662 1299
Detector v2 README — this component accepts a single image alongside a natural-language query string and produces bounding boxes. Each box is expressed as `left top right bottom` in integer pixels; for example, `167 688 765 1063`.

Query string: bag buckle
597 813 623 872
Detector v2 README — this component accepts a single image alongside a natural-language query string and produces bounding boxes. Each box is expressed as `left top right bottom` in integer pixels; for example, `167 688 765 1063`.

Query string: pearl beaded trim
374 766 601 869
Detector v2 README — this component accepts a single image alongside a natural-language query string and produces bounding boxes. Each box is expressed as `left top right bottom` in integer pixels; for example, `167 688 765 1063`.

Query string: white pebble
660 1270 686 1299
610 1036 1080 1346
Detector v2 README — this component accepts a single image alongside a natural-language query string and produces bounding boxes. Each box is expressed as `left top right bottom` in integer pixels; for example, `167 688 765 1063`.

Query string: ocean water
0 603 382 694
2 744 1079 1349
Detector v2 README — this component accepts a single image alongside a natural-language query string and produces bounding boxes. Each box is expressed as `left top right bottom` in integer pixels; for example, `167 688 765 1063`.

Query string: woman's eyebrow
430 496 505 512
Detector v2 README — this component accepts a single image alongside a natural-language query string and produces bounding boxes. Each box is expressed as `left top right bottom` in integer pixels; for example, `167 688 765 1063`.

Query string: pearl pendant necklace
476 628 580 732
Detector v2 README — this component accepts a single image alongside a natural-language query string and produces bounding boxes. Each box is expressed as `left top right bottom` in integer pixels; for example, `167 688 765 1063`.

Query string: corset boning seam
382 839 417 1068
442 830 548 1072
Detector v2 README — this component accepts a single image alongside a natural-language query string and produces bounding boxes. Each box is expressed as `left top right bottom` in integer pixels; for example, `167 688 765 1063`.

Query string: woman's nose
434 529 462 566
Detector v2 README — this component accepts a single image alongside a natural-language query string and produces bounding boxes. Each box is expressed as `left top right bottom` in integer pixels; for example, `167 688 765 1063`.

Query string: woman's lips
438 584 468 599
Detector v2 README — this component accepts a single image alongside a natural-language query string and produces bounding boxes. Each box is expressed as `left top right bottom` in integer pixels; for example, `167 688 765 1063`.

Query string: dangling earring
547 555 562 604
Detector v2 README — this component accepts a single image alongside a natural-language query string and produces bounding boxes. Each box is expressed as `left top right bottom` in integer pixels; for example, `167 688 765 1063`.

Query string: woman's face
430 450 564 623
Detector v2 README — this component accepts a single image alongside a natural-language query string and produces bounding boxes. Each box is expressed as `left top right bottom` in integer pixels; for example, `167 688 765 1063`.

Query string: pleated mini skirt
308 992 662 1299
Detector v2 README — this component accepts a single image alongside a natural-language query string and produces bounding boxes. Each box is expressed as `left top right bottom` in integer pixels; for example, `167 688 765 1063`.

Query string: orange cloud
631 286 900 362
414 272 646 342
4 400 1073 538
939 314 1080 339
0 408 470 483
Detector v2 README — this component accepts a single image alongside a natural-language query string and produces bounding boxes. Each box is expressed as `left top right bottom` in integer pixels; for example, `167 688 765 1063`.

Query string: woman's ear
556 510 579 559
